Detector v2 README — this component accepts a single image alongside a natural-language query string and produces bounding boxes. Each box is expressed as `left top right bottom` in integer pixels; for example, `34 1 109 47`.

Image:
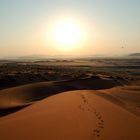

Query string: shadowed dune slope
0 77 121 112
97 81 140 116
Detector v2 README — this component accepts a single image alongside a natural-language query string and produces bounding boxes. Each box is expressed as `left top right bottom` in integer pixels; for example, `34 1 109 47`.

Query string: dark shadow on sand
0 77 123 117
0 105 30 117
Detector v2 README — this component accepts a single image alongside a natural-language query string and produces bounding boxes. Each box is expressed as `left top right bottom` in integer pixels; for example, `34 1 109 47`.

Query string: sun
53 19 81 46
48 18 86 51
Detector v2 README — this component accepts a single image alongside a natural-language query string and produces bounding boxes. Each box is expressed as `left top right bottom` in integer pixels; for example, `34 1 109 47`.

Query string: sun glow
46 18 87 51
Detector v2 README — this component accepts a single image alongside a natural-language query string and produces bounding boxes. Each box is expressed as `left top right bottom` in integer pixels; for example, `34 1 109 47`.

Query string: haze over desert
0 0 140 140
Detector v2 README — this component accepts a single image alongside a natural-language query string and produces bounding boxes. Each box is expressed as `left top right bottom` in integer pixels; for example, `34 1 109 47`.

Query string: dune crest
0 76 140 140
0 76 122 116
0 90 140 140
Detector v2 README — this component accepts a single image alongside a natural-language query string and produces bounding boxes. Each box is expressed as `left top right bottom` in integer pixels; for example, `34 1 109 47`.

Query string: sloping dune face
0 90 140 140
98 81 140 116
0 77 120 111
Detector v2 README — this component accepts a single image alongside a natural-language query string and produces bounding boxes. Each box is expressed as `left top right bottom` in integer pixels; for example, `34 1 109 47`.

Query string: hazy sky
0 0 140 57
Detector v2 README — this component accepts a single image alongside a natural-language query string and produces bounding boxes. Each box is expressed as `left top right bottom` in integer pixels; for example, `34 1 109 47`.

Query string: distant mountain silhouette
1 53 140 60
18 55 48 59
2 54 74 60
128 53 140 57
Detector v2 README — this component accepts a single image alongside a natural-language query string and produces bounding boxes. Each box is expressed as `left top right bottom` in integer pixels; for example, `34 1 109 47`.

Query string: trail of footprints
92 110 104 138
78 94 105 139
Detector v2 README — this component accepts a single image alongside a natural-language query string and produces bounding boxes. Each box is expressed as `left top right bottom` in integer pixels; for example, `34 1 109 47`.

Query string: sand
0 78 140 140
0 77 121 112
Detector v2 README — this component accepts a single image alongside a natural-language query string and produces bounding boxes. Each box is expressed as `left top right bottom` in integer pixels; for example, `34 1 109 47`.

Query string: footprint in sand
78 94 105 140
78 105 85 111
91 110 105 139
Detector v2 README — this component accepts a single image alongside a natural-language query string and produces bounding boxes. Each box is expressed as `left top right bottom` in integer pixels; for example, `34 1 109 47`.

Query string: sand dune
0 76 121 115
0 76 140 140
0 90 140 140
98 81 140 116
